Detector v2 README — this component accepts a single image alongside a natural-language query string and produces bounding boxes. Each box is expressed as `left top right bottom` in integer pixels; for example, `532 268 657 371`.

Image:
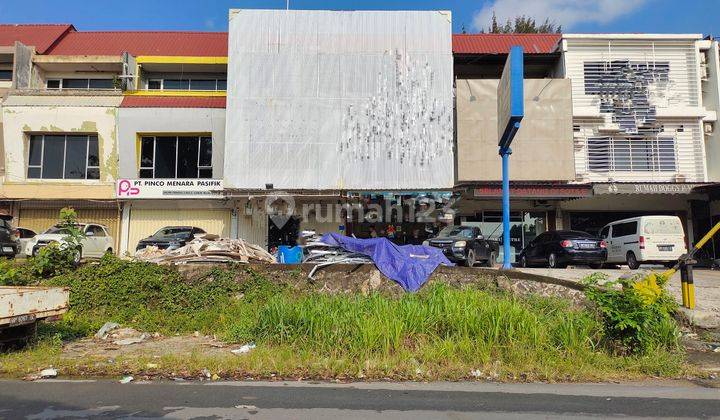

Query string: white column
230 207 238 239
119 202 131 256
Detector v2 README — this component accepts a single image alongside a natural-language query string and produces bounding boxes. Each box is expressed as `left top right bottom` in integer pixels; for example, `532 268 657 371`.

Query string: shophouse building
223 9 455 249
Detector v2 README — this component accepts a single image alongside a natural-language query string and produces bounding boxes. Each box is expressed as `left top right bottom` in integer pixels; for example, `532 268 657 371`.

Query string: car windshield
439 226 476 239
44 225 81 235
152 227 193 239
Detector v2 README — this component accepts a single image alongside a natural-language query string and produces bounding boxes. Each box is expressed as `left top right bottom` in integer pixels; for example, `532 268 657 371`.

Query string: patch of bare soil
61 329 228 361
681 328 720 387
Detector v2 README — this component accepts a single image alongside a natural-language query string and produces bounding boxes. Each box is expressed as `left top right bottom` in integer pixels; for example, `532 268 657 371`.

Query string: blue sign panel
497 46 524 149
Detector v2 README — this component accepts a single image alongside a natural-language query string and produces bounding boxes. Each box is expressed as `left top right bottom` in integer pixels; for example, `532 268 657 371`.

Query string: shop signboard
116 179 224 199
498 45 524 149
593 183 706 195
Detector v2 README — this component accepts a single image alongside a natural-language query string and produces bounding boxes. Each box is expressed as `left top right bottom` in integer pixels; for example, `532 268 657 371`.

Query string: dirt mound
174 263 586 303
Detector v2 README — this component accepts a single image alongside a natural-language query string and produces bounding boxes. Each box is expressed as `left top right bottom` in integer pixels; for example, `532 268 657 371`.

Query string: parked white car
30 223 114 263
15 227 37 257
600 216 687 269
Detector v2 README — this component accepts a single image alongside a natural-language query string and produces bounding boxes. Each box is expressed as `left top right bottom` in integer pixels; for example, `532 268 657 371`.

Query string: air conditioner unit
705 122 714 134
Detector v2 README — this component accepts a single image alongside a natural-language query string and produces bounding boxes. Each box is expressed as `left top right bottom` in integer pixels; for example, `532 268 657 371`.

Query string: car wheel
484 251 497 268
548 252 559 269
520 255 528 268
589 263 603 269
465 249 476 267
626 252 640 270
72 247 82 266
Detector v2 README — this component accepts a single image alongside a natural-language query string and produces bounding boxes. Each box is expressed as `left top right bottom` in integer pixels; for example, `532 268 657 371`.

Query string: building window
139 135 212 179
46 78 114 90
27 134 100 180
145 78 226 91
587 136 676 173
0 69 12 81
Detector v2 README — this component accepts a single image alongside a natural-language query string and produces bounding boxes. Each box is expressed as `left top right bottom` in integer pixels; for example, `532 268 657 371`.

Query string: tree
483 12 561 34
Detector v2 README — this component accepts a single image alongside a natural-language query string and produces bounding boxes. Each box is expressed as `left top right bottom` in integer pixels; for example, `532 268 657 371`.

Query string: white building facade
556 34 711 239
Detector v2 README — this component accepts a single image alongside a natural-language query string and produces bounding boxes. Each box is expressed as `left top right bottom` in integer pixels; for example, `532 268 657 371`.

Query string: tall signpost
497 46 524 270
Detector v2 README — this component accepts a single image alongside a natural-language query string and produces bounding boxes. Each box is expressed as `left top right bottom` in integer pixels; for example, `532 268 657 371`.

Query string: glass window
600 226 610 238
26 134 100 180
154 137 177 178
41 135 65 179
587 137 610 172
190 79 217 90
0 70 12 81
199 137 212 166
89 225 106 237
588 136 677 173
89 79 114 89
611 221 638 238
148 79 162 90
64 135 88 179
163 79 190 90
28 135 43 167
62 79 89 89
46 79 61 89
613 139 631 171
138 136 213 179
177 136 199 178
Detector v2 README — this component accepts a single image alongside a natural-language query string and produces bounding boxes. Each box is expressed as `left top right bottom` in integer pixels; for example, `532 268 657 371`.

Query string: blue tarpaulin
319 233 454 292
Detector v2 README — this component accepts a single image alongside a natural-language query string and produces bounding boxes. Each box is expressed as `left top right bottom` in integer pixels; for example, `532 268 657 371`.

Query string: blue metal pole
500 145 513 270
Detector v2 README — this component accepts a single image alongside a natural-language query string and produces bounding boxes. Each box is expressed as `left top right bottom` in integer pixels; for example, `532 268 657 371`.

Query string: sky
0 0 718 36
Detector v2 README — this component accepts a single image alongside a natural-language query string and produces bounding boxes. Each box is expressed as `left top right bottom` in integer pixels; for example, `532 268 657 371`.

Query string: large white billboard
225 9 454 190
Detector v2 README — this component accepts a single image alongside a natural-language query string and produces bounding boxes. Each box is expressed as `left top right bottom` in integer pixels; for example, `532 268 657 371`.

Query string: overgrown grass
0 256 687 381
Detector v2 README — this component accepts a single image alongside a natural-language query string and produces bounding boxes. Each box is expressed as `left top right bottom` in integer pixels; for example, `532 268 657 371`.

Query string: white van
600 216 687 269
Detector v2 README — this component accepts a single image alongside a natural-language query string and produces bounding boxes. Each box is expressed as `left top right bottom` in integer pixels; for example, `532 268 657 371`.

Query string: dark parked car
519 230 607 269
0 216 20 259
136 226 207 252
426 225 499 267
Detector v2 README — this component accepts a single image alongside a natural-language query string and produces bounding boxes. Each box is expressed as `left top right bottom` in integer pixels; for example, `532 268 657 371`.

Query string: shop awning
593 183 710 195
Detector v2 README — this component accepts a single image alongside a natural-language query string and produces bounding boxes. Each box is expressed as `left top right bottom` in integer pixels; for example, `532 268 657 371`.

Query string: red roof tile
46 31 228 56
120 96 226 109
0 24 74 53
452 33 561 55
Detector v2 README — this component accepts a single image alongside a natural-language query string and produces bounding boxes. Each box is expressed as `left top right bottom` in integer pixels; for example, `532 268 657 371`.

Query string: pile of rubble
302 232 373 280
135 237 276 264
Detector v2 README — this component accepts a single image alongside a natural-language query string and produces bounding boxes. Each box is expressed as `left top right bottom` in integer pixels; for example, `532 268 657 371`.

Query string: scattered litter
212 374 220 381
470 369 482 378
146 363 159 369
119 376 134 384
231 342 256 355
40 368 57 378
114 335 147 346
201 368 212 378
234 405 258 410
135 237 275 264
94 322 120 339
193 331 201 337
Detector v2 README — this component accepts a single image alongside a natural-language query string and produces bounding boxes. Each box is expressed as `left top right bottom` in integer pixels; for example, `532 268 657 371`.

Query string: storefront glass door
465 211 547 263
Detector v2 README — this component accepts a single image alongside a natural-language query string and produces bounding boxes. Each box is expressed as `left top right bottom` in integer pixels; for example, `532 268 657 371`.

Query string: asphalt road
1 380 719 419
